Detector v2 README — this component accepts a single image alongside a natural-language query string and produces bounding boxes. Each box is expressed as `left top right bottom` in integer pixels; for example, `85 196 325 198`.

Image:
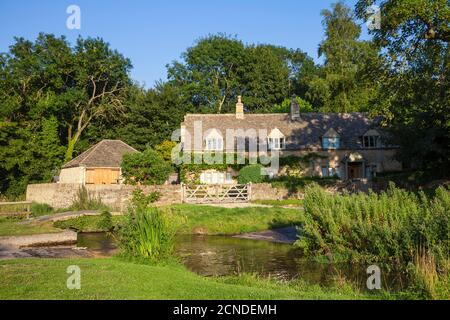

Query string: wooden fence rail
0 201 32 218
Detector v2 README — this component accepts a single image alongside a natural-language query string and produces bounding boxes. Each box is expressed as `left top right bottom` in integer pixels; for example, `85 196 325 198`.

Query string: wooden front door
86 168 121 185
347 163 363 180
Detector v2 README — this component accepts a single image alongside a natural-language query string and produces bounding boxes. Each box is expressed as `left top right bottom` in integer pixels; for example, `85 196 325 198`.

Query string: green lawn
0 258 382 300
169 204 302 235
251 199 304 207
0 217 60 236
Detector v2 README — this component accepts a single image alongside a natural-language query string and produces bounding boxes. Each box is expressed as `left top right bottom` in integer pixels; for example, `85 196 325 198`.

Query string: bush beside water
116 189 176 262
117 206 176 261
297 183 449 299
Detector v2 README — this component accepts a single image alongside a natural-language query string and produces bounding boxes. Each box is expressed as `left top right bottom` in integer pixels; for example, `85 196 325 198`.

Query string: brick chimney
236 95 244 119
290 95 300 120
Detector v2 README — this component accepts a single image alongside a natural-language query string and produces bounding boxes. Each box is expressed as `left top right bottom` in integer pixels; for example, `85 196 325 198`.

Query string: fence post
180 183 184 203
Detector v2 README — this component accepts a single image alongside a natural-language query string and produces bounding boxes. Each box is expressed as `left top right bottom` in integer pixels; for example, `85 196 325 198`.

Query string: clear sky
0 0 368 88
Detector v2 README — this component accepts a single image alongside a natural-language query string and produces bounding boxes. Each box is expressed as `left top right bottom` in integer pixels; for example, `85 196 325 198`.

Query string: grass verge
0 217 60 236
0 258 383 300
169 204 302 235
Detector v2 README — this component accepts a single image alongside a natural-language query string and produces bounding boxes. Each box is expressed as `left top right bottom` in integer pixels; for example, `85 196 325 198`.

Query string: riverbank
0 257 385 300
0 205 302 237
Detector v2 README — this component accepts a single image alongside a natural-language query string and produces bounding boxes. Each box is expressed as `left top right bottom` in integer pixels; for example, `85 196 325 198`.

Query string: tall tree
305 2 381 112
0 34 132 197
356 0 450 175
167 34 247 113
167 34 315 113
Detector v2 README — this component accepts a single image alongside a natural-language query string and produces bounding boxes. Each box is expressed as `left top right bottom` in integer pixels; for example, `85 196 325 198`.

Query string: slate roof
62 140 139 169
182 113 384 150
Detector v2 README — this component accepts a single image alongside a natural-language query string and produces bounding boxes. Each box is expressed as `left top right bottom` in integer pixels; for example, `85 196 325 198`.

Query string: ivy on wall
179 152 328 184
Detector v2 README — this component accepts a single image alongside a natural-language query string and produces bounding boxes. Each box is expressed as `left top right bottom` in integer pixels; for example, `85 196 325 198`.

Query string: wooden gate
182 184 251 204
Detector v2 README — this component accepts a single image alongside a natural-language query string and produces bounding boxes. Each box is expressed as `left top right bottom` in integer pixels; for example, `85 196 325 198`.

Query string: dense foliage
299 184 449 263
237 164 265 184
1 1 448 199
121 149 172 185
298 184 450 298
355 0 450 175
117 206 176 261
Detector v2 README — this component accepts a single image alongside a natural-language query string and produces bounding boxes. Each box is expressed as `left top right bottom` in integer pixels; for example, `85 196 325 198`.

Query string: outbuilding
59 140 138 185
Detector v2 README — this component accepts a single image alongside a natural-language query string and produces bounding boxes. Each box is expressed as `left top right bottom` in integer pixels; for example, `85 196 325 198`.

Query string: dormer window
206 138 223 151
363 136 379 148
204 129 224 151
362 130 381 149
268 128 285 150
322 128 340 150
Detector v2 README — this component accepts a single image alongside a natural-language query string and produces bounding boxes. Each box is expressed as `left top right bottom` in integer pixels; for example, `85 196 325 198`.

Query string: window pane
321 166 329 177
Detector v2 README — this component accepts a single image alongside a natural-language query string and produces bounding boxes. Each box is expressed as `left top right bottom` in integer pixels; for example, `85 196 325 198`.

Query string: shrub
30 203 54 217
121 149 172 185
238 164 265 184
154 141 177 163
117 206 176 261
297 184 449 266
96 210 113 231
70 186 108 211
131 189 160 208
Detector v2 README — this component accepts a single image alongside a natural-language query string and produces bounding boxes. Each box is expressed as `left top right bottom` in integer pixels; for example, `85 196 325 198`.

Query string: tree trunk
64 132 80 162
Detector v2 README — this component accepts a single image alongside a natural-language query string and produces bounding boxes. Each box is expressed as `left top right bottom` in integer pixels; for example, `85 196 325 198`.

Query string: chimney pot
290 95 300 120
236 95 244 119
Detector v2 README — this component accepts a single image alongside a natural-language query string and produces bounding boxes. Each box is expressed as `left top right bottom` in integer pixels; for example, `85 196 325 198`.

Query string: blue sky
0 0 368 88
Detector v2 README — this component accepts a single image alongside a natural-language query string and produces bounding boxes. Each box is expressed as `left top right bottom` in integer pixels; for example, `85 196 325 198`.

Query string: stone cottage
180 96 402 183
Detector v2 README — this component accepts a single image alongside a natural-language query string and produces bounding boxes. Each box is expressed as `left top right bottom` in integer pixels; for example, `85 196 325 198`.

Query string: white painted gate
182 184 251 204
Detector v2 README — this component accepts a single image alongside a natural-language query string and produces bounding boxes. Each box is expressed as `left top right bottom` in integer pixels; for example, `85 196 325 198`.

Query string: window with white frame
205 137 223 151
268 137 285 150
322 137 340 150
321 166 340 178
200 171 232 185
267 128 285 150
204 129 224 151
365 164 378 178
362 135 379 148
322 128 340 150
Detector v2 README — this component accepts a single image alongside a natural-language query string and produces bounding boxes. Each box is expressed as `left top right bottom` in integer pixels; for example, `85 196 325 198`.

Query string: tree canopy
1 1 448 198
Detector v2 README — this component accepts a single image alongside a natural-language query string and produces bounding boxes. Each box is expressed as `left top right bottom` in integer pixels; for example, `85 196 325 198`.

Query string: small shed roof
62 140 139 169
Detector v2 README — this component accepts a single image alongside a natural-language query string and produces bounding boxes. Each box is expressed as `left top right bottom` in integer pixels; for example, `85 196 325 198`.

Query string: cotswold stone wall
26 183 182 211
27 182 310 211
250 183 304 200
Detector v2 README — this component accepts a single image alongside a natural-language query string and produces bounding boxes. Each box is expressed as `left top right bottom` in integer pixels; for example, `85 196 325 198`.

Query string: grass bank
0 217 60 236
0 205 302 237
169 204 302 235
0 258 382 300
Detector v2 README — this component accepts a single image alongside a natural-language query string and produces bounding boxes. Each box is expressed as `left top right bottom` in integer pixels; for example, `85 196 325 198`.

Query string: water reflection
77 232 407 291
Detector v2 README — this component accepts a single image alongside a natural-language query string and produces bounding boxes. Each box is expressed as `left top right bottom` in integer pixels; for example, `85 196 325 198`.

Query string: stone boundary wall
26 183 182 211
251 183 304 201
26 182 306 211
